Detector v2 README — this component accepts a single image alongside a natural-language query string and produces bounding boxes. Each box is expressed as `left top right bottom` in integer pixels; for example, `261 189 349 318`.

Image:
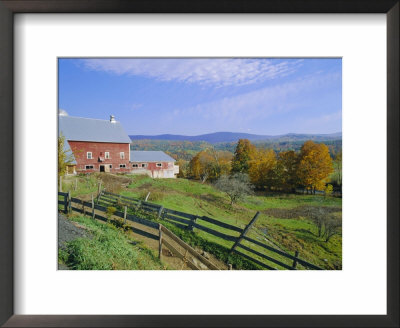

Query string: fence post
59 176 62 192
145 192 150 201
64 194 68 214
67 191 71 214
74 178 78 191
96 188 103 204
230 211 260 254
292 251 299 269
136 200 142 210
91 194 95 219
123 206 127 224
158 224 163 260
97 181 102 197
157 206 164 219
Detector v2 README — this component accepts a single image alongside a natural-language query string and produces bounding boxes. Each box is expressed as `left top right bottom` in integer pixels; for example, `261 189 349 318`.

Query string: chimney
110 115 116 123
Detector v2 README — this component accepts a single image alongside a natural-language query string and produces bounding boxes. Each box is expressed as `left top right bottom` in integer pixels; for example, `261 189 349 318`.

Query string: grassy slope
63 174 342 270
119 175 342 269
59 215 164 270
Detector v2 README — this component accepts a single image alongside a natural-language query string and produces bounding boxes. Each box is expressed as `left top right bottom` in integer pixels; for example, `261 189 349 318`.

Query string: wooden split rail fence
58 192 218 270
94 190 322 270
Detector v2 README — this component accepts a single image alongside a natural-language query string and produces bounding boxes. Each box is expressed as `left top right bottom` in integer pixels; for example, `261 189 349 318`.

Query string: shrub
214 173 254 205
324 184 333 197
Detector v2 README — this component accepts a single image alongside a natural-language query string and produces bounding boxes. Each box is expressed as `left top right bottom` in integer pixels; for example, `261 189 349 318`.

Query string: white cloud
80 58 302 87
58 109 68 116
299 111 342 128
172 71 341 130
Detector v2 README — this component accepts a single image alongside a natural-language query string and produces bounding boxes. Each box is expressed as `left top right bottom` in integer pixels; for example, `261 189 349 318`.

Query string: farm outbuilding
130 151 179 178
59 115 132 174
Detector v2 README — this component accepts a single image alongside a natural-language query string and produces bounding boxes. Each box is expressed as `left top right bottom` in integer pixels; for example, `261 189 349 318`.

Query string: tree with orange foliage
189 150 215 183
189 148 232 183
275 150 299 192
248 148 277 190
297 140 333 194
231 139 256 174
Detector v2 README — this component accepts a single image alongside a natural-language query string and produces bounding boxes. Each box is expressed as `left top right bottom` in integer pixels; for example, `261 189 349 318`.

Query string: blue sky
58 58 342 135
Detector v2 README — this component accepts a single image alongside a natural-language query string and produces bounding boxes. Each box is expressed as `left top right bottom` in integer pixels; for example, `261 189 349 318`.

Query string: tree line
181 139 341 194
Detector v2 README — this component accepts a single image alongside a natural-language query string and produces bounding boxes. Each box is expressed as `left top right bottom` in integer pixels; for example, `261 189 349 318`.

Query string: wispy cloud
298 111 342 130
80 58 302 87
176 71 340 125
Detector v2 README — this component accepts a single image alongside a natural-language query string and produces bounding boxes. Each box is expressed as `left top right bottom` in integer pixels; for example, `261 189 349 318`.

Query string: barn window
156 163 162 167
105 152 110 159
119 164 126 168
109 164 112 169
141 163 147 168
132 164 138 168
120 152 125 159
85 165 94 170
87 152 92 159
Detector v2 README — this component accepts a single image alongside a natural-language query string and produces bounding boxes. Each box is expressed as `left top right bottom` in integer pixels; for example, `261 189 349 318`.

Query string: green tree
58 133 74 176
330 150 342 190
231 139 256 174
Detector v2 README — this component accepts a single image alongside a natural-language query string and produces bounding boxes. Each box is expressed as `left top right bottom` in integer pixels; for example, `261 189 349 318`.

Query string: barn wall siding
131 162 176 178
68 141 130 173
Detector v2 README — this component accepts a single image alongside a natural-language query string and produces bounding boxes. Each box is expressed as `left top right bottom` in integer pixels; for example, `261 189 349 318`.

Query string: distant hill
129 132 342 144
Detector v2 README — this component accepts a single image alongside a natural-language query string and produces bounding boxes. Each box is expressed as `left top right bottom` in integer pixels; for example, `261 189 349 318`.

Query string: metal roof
130 151 176 163
59 115 131 143
64 141 77 165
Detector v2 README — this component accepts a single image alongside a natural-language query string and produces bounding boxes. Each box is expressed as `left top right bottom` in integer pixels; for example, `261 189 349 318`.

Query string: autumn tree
231 139 256 174
189 148 233 182
209 149 233 178
297 140 333 194
248 148 277 190
214 173 254 205
275 150 299 192
189 150 216 183
58 133 74 176
176 159 190 178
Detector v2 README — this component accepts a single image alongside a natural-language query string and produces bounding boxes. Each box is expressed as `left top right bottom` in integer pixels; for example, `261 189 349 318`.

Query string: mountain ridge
129 132 342 144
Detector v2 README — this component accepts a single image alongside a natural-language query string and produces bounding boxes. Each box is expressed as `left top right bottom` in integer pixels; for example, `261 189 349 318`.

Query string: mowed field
62 174 342 270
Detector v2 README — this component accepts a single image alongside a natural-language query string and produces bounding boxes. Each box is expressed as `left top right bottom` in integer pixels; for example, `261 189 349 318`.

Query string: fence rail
93 190 323 270
58 192 218 270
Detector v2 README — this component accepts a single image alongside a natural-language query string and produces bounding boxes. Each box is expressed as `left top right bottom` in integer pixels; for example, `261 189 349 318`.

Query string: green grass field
59 215 164 270
61 174 342 270
121 175 342 269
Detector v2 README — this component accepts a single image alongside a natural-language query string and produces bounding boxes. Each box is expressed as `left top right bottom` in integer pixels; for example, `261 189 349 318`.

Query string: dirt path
58 213 92 270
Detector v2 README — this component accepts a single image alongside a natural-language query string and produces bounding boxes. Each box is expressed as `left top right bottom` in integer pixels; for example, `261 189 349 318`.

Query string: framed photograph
0 1 398 327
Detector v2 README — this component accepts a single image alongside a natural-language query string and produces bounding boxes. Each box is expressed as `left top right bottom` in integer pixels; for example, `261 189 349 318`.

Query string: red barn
59 115 131 174
130 151 179 178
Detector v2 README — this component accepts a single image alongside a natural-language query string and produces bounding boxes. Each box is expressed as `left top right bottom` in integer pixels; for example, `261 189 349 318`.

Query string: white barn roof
130 151 176 163
59 116 131 144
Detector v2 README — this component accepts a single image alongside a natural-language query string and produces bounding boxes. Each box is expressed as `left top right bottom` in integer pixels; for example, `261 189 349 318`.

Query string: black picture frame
0 1 398 327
